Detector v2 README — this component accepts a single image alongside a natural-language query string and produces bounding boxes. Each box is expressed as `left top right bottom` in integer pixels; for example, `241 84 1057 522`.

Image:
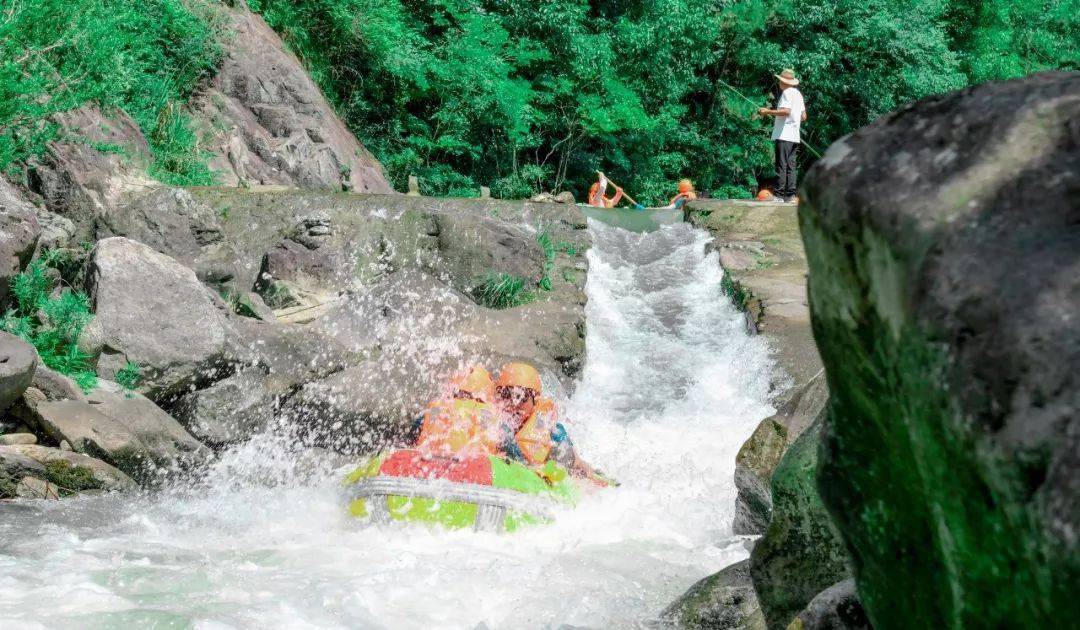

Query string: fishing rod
716 78 824 159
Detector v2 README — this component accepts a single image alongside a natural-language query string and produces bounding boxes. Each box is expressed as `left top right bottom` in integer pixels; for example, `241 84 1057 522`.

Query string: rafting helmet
496 362 543 394
454 365 495 402
678 179 694 194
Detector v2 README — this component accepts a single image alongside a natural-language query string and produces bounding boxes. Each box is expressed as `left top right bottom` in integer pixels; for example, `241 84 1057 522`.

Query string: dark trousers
774 140 799 198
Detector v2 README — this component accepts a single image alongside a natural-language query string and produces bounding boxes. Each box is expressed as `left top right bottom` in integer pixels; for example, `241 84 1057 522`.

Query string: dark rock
733 372 826 535
662 560 766 629
95 187 242 286
82 237 231 401
750 413 850 629
193 6 391 193
0 332 37 414
800 72 1079 628
25 105 154 235
172 368 289 447
0 178 41 308
789 580 871 630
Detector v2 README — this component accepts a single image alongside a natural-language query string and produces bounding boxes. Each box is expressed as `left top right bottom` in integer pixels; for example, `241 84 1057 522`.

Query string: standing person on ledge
758 69 807 203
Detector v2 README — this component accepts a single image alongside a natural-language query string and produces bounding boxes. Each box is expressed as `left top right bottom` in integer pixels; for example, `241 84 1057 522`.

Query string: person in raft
757 69 807 203
492 362 609 484
587 171 624 208
414 365 501 458
665 179 697 209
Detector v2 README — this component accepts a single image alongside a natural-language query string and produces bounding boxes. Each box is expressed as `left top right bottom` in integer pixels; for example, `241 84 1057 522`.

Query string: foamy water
0 221 774 629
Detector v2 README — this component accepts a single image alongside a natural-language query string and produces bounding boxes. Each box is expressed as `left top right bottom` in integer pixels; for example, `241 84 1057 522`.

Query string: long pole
716 79 824 159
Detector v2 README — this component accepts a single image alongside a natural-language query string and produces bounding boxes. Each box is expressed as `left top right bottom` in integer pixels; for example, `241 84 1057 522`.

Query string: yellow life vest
417 398 497 457
515 398 558 466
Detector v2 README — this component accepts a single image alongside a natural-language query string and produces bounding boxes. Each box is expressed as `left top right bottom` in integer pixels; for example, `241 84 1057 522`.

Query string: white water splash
0 221 775 629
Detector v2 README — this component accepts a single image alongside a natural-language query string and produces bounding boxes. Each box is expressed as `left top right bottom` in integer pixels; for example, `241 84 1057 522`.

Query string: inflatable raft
342 449 580 533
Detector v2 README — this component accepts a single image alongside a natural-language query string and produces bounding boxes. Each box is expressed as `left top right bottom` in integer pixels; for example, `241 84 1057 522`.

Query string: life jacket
416 398 498 458
669 191 697 208
514 398 559 466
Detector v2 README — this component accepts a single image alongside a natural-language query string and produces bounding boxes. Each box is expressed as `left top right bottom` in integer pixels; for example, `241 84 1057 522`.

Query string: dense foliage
0 0 223 184
0 0 1075 201
248 0 1077 203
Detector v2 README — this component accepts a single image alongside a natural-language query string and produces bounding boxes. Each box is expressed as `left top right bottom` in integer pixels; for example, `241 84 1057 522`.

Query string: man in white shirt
758 69 807 203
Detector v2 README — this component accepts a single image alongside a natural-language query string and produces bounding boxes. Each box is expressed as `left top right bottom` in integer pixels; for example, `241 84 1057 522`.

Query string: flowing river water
0 219 775 629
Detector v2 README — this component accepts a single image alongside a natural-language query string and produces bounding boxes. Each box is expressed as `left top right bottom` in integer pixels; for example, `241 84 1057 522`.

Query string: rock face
733 372 826 535
0 332 37 414
2 443 137 492
788 580 870 630
24 105 155 236
95 187 241 286
83 237 230 400
194 6 391 193
0 178 41 308
662 560 766 630
750 414 850 629
799 72 1079 628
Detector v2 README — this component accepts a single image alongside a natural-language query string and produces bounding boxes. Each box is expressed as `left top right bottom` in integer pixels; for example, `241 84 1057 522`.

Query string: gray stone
0 331 37 413
3 443 137 492
15 475 58 500
172 369 289 447
0 433 37 445
662 560 766 629
30 364 87 402
95 186 242 286
554 191 576 204
733 372 826 535
236 291 276 322
193 6 391 193
33 207 76 250
84 237 231 401
789 580 870 630
27 381 208 483
800 72 1079 628
0 178 41 308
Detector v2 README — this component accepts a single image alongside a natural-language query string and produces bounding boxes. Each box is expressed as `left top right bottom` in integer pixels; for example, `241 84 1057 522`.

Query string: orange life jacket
416 398 498 458
514 398 558 465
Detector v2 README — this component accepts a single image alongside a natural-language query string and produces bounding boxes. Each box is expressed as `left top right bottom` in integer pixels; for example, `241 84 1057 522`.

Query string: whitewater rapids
0 220 775 629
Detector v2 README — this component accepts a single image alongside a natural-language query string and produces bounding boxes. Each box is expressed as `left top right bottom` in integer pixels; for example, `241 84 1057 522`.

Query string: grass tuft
472 273 536 309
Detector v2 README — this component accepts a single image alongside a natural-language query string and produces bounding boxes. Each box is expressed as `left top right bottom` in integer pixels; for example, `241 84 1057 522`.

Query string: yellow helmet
495 362 542 393
453 365 495 402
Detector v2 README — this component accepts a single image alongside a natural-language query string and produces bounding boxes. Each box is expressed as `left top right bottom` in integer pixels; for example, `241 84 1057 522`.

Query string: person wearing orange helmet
587 172 624 208
666 179 698 209
492 362 606 483
415 365 500 458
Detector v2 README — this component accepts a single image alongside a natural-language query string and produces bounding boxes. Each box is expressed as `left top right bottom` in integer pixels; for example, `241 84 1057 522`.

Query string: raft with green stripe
342 449 579 532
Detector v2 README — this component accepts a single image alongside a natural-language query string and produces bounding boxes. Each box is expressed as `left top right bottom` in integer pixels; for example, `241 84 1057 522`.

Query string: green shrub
115 361 142 391
44 460 99 495
471 273 535 309
536 228 555 291
0 259 97 391
0 0 223 183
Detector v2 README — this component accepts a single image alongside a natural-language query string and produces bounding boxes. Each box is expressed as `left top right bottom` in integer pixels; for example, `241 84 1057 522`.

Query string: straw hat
775 69 800 86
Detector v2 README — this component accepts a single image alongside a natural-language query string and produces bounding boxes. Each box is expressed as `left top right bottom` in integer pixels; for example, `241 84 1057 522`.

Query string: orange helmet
677 179 694 194
496 362 542 393
756 189 774 201
453 365 495 402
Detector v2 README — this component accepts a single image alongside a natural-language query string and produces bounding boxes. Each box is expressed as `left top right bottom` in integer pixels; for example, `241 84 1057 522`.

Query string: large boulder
662 560 766 630
750 414 850 629
800 72 1079 628
95 187 241 286
82 237 231 400
733 372 826 534
25 380 209 482
0 332 36 414
193 6 391 192
0 178 41 308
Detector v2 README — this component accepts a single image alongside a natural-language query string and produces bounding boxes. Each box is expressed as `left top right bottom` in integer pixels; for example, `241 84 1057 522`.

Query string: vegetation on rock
0 0 223 184
0 258 97 391
471 273 536 309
